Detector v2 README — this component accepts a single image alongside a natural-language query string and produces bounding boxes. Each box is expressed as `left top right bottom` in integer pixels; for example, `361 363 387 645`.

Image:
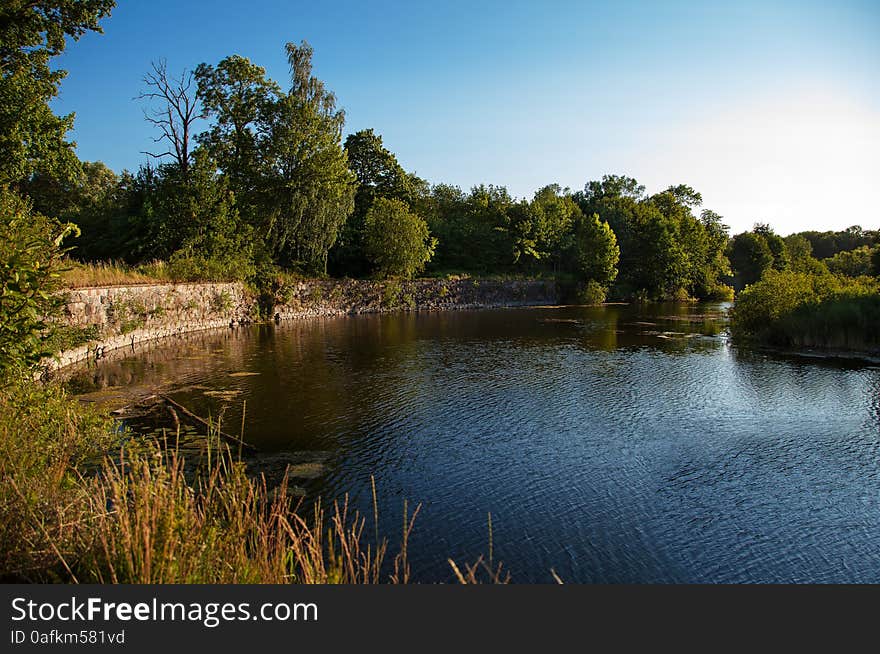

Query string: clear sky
53 0 879 235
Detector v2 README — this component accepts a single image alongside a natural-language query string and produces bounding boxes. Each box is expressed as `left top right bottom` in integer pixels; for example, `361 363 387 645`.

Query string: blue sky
53 0 879 234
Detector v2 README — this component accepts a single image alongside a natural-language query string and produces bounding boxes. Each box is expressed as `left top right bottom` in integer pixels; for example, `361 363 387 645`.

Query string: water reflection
68 303 880 582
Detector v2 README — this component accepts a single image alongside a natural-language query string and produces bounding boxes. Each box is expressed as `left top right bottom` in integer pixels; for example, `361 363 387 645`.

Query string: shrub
575 281 607 305
167 248 255 283
703 283 735 302
0 188 78 376
730 269 880 351
364 198 436 279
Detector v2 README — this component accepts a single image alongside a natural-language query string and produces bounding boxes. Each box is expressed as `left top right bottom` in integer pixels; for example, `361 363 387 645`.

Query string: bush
703 283 735 301
167 248 255 283
0 188 78 376
364 198 436 279
575 281 607 305
824 246 874 278
730 269 880 351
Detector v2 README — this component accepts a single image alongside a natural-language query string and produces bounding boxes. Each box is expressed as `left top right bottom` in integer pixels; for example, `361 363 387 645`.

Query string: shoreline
45 278 558 374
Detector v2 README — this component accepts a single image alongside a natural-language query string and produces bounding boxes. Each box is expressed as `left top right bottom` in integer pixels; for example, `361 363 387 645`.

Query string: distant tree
195 54 281 212
784 234 813 263
138 61 202 178
574 174 645 206
255 41 355 273
21 160 117 220
163 152 256 281
529 185 581 270
794 226 877 260
331 128 422 276
196 43 355 274
364 198 436 278
570 213 619 288
417 183 514 274
753 223 789 271
783 233 828 275
825 246 874 278
0 0 115 188
728 231 774 289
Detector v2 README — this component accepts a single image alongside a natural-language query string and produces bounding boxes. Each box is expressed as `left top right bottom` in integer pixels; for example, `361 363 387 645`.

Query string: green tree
416 183 513 274
195 54 281 217
796 226 877 260
331 128 422 276
825 245 874 278
0 1 115 188
728 231 774 289
570 213 619 288
528 185 580 270
754 223 789 271
21 160 117 221
364 197 436 278
784 234 813 265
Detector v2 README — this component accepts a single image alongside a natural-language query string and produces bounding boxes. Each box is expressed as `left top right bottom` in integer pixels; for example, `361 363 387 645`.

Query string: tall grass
80 447 396 584
0 377 508 584
61 258 253 287
61 260 173 288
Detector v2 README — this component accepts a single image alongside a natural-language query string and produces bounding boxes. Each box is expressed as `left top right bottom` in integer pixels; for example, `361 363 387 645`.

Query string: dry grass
61 260 173 288
0 379 507 583
80 446 398 583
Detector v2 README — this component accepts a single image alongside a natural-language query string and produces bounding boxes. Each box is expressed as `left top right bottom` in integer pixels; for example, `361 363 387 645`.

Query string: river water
68 303 880 583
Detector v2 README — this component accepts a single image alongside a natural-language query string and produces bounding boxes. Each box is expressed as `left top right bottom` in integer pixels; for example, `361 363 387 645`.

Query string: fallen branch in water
159 394 258 454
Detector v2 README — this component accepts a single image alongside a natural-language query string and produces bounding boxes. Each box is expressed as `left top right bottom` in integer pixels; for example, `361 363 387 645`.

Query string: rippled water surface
69 303 880 583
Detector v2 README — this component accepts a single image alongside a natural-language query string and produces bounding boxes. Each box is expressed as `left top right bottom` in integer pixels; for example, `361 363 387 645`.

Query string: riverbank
47 277 557 372
0 375 506 584
728 269 880 360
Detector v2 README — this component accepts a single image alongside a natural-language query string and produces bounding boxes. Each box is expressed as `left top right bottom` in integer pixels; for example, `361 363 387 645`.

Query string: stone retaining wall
49 278 557 371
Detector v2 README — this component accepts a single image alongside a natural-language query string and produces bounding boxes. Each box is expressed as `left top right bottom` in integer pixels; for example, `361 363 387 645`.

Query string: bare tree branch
136 59 202 177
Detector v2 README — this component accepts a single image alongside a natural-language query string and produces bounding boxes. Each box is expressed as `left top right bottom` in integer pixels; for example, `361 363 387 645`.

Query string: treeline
0 3 734 304
12 37 737 304
3 1 879 321
728 224 880 352
728 224 879 289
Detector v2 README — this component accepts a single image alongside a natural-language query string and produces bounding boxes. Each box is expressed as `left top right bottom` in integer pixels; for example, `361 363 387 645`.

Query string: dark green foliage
728 231 774 289
505 184 579 270
754 223 789 271
569 212 619 289
574 280 607 305
730 269 880 352
22 160 118 223
331 129 424 276
195 55 281 221
0 188 76 375
0 1 115 188
196 42 355 275
575 176 729 300
824 246 874 278
794 226 878 260
418 184 515 274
